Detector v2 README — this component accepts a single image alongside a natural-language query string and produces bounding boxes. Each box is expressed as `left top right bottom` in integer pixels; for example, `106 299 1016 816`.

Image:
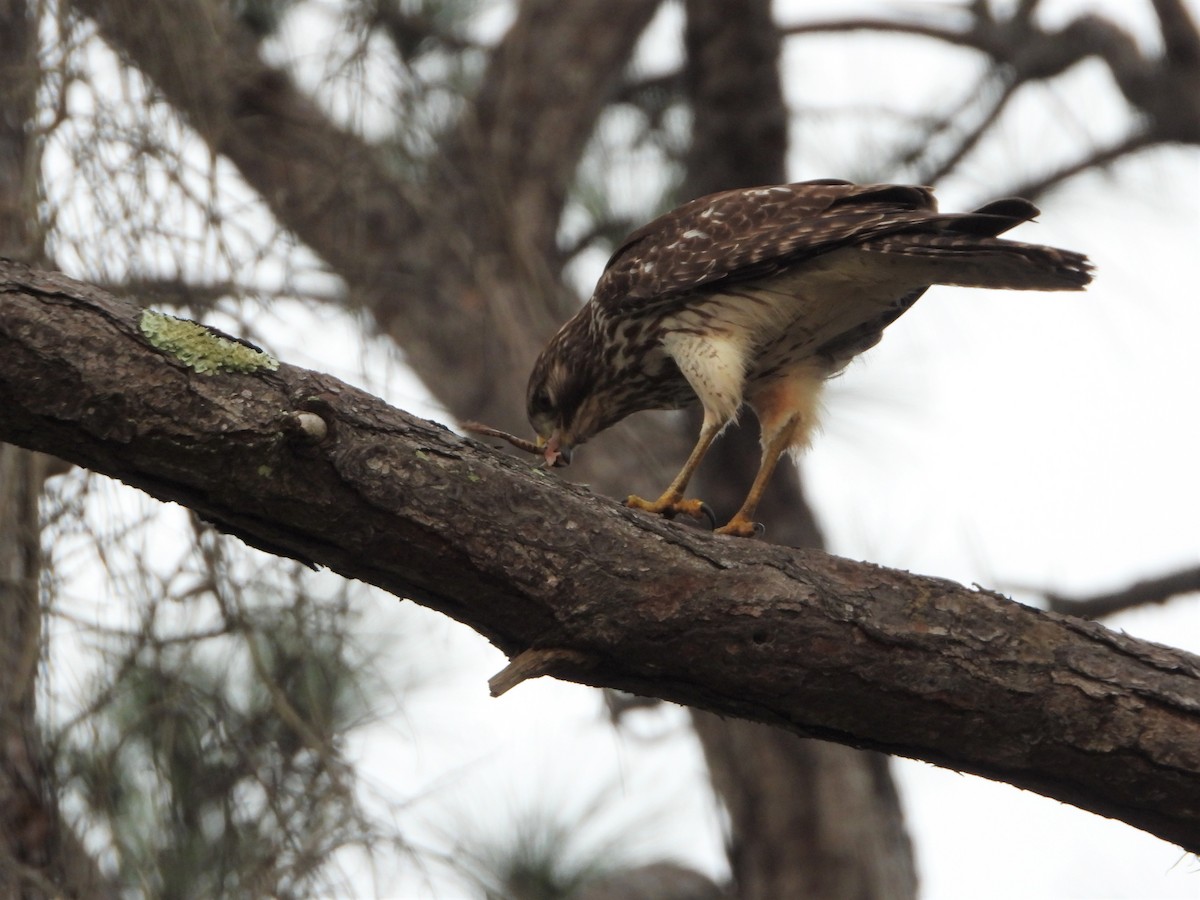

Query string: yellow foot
626 493 711 523
714 516 766 538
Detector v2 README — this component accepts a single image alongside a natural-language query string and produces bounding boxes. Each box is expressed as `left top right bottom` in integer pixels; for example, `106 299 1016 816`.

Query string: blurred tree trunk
681 2 917 897
0 435 49 899
0 4 111 896
0 2 55 894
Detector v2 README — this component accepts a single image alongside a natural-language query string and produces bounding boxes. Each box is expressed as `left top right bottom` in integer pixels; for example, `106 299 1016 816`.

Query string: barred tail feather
861 234 1094 291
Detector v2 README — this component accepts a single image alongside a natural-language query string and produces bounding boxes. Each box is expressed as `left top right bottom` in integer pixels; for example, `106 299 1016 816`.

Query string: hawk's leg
715 417 797 537
626 416 723 521
629 330 746 523
717 369 823 537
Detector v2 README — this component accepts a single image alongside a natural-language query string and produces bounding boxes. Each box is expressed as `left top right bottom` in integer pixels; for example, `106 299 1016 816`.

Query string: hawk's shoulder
591 180 940 313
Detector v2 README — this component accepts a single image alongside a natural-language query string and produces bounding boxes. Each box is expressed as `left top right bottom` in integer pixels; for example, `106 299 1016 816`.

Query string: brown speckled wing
593 180 940 312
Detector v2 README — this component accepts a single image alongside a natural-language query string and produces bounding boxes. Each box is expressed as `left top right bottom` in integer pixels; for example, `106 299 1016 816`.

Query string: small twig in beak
461 420 542 455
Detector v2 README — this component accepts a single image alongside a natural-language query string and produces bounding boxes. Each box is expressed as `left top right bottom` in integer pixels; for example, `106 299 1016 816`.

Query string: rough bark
2 265 1199 854
680 3 917 896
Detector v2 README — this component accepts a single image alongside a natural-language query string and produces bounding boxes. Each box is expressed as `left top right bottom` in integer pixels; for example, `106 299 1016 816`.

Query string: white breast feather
661 330 750 426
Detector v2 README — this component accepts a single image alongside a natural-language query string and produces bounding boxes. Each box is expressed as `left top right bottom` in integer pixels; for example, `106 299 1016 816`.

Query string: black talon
700 503 717 530
752 522 766 538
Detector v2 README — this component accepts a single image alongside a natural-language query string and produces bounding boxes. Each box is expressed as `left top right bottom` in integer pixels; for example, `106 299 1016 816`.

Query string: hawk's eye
530 387 554 416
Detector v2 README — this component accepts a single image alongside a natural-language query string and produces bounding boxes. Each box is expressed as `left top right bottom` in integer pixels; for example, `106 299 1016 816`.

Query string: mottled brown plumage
527 179 1092 536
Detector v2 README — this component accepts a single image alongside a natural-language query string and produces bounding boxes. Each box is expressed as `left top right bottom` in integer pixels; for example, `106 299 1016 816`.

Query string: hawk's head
526 340 591 468
526 318 635 468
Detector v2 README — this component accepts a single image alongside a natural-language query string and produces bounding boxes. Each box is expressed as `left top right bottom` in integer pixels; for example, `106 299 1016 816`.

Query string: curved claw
699 502 717 531
714 516 766 538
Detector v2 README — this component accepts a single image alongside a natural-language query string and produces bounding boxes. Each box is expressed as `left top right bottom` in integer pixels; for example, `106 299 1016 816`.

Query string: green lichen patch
139 309 279 375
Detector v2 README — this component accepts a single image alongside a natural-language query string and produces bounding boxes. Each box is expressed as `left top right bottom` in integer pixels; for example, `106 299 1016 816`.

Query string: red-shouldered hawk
524 179 1092 537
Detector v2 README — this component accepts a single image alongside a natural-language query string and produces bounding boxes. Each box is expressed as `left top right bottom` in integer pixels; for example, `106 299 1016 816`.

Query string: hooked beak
536 432 572 468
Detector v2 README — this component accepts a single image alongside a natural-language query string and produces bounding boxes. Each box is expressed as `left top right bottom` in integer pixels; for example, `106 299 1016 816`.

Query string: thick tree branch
3 262 1200 852
1002 131 1159 202
1152 0 1200 67
1046 566 1200 619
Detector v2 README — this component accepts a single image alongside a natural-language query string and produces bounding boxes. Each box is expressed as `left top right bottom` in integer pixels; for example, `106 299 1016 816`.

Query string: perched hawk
526 179 1092 537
